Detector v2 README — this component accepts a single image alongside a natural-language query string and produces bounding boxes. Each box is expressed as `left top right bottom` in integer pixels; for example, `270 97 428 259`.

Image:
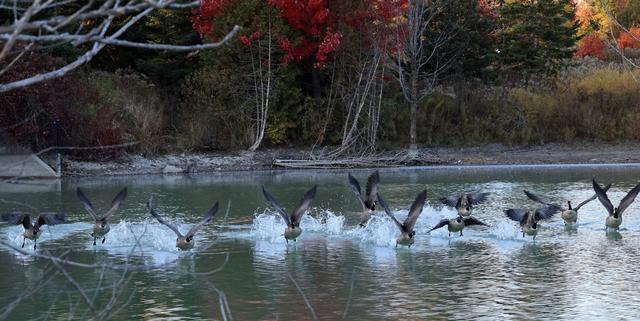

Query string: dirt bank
62 142 640 177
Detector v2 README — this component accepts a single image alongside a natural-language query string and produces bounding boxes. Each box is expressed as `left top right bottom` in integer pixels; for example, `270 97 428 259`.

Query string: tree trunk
409 67 419 154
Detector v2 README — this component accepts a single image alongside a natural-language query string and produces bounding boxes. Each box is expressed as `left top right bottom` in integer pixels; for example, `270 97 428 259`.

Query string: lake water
2 165 640 320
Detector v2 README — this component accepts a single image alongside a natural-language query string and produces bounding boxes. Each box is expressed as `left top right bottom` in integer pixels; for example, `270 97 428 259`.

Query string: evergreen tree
496 0 579 78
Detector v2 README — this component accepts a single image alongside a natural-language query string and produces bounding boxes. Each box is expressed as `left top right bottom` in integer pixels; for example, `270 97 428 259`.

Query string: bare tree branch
0 0 241 92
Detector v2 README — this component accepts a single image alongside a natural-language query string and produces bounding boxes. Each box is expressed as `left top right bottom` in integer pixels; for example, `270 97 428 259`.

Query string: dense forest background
2 0 640 159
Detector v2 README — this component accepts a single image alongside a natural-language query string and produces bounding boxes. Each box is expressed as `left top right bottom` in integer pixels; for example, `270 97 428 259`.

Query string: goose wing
403 190 427 232
1 212 30 229
291 186 317 228
593 179 614 216
505 208 527 222
524 190 549 205
347 173 366 208
440 195 459 208
76 188 98 220
102 187 128 220
364 171 379 210
186 202 219 238
534 204 561 221
574 183 611 210
147 201 183 237
377 193 404 231
262 186 292 227
616 182 640 216
428 219 449 233
36 212 65 229
463 217 489 227
467 192 490 206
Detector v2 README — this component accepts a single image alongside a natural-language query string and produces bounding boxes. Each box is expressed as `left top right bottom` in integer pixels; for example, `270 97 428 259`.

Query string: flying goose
505 204 561 240
428 216 488 237
347 171 379 226
262 185 317 243
524 186 610 225
440 192 490 217
77 187 127 245
1 212 65 249
593 179 640 230
378 190 427 248
147 200 219 251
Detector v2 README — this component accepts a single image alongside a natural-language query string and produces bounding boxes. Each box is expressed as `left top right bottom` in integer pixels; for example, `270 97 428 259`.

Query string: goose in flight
378 190 427 248
77 187 127 245
592 179 640 230
1 212 65 249
262 186 317 243
440 192 490 217
505 204 561 241
147 200 219 251
347 171 379 227
524 186 610 225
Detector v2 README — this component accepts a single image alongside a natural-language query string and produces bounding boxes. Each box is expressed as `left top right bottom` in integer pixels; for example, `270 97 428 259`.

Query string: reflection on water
1 165 640 320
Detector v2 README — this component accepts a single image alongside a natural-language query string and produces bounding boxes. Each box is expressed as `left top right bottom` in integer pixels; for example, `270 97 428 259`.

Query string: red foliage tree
576 33 607 59
266 0 342 68
618 27 640 49
0 48 123 157
192 0 343 68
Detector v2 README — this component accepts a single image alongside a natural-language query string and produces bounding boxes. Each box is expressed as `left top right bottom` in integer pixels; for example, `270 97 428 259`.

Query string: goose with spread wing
262 186 317 243
592 179 640 230
378 190 427 247
525 186 610 225
77 187 127 245
504 204 561 240
147 200 219 250
440 192 490 217
1 212 65 249
428 216 488 237
348 171 379 227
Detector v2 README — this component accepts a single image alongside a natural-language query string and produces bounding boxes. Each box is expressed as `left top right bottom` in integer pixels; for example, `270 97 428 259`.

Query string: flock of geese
2 171 640 250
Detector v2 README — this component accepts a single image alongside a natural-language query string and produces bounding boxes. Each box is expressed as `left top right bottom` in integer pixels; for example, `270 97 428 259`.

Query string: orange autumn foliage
576 33 606 59
618 27 640 49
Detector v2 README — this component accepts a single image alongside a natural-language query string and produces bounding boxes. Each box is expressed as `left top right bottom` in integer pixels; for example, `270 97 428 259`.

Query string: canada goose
147 200 219 251
524 186 610 225
77 187 127 245
0 212 65 249
378 190 427 248
593 179 640 230
428 216 488 237
505 204 561 241
440 192 490 217
262 185 317 243
347 171 379 227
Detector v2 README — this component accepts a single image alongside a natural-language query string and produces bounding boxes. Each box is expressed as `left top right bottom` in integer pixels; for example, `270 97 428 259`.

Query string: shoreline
59 142 640 177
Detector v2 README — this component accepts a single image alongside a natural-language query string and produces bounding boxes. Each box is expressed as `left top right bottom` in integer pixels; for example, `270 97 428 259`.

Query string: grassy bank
2 59 640 159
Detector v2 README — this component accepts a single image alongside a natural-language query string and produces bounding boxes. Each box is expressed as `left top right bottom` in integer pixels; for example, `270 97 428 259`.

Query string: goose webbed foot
460 231 463 237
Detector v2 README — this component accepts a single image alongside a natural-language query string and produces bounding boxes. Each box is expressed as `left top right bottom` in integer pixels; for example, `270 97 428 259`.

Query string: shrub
86 71 166 154
178 67 253 150
0 49 125 159
576 34 607 59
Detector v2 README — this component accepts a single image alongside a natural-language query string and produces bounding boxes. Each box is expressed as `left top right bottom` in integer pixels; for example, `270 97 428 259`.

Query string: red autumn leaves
192 0 343 68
